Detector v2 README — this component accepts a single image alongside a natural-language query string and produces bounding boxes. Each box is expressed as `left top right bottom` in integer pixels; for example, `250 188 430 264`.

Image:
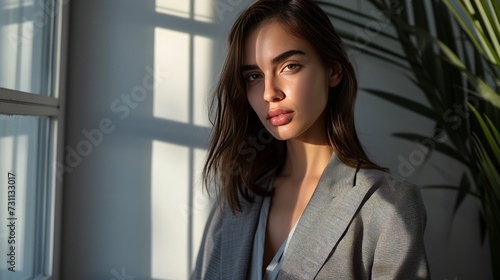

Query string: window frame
0 0 69 279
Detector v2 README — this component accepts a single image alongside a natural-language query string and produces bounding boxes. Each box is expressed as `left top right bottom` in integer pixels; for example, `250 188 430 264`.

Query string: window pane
0 0 53 95
0 115 52 279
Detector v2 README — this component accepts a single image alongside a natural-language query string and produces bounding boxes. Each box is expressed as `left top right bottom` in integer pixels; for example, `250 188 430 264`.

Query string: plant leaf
420 184 480 198
469 103 500 163
363 89 437 120
393 132 469 165
453 173 472 215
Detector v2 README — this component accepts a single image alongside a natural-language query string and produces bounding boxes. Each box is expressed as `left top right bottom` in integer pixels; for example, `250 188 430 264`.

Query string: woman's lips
267 109 294 126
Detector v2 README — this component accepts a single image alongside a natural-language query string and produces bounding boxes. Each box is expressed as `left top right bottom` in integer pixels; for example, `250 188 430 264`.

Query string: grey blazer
193 155 430 279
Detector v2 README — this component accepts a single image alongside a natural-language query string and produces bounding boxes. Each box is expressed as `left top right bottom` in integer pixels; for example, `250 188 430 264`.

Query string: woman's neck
279 139 333 180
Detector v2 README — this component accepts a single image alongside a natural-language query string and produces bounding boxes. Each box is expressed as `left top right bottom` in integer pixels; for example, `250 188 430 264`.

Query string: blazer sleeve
191 204 224 280
371 183 430 280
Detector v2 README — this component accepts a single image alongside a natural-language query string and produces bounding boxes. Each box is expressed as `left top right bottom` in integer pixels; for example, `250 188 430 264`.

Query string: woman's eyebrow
240 49 306 73
271 49 305 64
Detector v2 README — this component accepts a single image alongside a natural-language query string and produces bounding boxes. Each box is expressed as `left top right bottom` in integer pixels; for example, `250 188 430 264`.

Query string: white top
248 195 300 280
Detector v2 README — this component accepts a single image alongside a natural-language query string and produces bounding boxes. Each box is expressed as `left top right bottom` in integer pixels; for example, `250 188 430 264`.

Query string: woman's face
243 21 341 142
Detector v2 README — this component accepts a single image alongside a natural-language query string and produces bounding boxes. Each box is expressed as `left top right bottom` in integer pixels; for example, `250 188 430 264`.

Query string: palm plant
318 0 499 277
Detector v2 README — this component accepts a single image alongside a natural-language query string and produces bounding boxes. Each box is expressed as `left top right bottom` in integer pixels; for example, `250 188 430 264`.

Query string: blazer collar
279 154 376 279
218 153 376 279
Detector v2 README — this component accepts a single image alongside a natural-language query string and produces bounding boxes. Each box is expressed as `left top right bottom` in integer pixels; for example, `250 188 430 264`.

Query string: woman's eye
246 73 261 82
283 64 301 72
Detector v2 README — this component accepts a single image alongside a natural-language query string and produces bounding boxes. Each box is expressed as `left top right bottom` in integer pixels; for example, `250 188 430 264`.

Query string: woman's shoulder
352 168 426 220
355 168 421 199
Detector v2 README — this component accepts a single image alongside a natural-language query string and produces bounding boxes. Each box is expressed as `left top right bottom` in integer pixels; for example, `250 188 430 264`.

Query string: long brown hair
203 0 386 212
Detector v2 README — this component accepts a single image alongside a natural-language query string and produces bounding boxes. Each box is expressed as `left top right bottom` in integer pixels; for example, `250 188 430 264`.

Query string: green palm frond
319 0 500 277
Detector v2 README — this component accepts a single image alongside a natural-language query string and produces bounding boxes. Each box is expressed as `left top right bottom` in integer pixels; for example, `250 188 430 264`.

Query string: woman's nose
263 77 284 102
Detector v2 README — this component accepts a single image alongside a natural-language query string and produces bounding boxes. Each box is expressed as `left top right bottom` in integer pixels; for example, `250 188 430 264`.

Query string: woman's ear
329 62 343 87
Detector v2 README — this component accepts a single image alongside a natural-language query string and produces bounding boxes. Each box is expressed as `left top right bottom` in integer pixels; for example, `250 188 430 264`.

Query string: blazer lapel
220 194 264 279
279 154 377 279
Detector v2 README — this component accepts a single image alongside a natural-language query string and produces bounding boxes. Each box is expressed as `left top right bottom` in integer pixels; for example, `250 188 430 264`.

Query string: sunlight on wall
152 1 218 278
153 30 216 125
155 0 214 23
193 35 214 127
151 140 189 279
153 27 190 123
155 0 189 19
150 143 212 279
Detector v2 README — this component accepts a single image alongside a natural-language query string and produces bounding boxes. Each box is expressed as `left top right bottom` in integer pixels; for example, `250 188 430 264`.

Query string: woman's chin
265 127 296 142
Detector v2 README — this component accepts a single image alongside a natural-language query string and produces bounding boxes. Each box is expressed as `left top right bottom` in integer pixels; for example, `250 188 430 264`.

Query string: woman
193 0 430 279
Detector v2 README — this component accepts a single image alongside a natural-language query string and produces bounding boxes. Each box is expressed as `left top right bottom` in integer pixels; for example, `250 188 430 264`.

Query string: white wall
61 0 492 279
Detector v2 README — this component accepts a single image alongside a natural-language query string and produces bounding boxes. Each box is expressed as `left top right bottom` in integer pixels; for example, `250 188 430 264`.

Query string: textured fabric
192 154 430 279
248 195 271 280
